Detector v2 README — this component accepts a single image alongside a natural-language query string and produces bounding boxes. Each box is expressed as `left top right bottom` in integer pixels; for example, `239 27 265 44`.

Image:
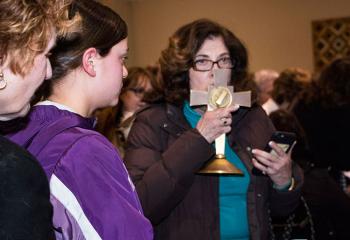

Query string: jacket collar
165 103 191 130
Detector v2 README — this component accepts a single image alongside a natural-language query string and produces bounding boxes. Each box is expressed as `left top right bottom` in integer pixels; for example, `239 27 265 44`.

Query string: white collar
35 100 77 114
262 98 279 115
121 111 134 122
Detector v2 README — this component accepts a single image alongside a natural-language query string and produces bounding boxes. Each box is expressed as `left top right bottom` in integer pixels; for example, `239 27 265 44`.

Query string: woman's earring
0 71 6 90
88 59 95 71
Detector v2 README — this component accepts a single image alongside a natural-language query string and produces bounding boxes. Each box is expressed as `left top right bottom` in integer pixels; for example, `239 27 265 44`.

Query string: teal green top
183 102 250 240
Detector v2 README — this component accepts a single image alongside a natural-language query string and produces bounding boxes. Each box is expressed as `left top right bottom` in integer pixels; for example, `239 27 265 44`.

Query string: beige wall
105 0 350 72
100 0 131 24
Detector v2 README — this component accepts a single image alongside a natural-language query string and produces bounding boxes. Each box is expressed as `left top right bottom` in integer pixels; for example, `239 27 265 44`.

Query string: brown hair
120 67 152 96
159 19 253 106
0 0 73 76
36 0 127 99
271 68 311 107
312 57 350 107
115 67 152 124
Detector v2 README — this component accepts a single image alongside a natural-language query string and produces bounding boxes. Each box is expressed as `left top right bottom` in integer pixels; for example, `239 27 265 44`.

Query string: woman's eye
196 59 209 65
221 57 231 63
121 56 128 64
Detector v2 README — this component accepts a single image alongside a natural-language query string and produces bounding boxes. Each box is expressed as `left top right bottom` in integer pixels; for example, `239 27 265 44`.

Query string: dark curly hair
311 57 350 108
159 19 252 106
271 68 311 107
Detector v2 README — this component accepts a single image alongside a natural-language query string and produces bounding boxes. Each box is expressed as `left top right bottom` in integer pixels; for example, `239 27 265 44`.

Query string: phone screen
270 143 291 156
252 131 296 175
265 131 296 153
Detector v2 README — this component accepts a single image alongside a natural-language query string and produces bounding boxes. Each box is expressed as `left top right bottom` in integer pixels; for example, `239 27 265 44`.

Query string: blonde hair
0 0 77 76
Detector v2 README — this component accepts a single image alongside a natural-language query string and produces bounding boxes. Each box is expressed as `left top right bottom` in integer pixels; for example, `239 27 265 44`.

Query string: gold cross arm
190 69 251 109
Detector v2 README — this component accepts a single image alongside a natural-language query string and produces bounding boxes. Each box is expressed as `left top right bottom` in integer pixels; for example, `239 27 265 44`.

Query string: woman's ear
82 48 97 77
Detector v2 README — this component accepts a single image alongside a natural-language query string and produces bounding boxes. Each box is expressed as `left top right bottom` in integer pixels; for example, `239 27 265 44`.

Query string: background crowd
1 0 349 240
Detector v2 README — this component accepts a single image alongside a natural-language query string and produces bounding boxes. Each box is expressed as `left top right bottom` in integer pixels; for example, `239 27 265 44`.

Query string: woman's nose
122 65 128 79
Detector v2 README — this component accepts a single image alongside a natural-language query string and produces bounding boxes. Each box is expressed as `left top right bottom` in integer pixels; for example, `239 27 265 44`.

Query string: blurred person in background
254 69 279 107
291 57 350 239
95 66 154 156
263 68 311 115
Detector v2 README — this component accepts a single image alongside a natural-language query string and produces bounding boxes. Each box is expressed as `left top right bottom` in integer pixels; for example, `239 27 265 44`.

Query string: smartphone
252 131 296 176
265 131 296 156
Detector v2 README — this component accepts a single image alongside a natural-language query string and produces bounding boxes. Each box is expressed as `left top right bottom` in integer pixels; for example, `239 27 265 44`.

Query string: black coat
293 100 350 239
0 135 53 240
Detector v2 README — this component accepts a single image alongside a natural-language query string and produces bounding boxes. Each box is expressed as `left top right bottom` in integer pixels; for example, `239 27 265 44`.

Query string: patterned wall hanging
312 17 350 72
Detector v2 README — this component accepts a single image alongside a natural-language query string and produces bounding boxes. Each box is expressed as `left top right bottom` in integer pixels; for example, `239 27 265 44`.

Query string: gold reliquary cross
190 69 251 175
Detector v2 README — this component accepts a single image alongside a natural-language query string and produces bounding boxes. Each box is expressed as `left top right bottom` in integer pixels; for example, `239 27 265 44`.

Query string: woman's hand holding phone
251 131 296 189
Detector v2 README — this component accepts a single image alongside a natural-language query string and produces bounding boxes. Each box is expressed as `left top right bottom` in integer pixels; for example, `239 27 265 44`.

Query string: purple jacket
7 105 153 240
